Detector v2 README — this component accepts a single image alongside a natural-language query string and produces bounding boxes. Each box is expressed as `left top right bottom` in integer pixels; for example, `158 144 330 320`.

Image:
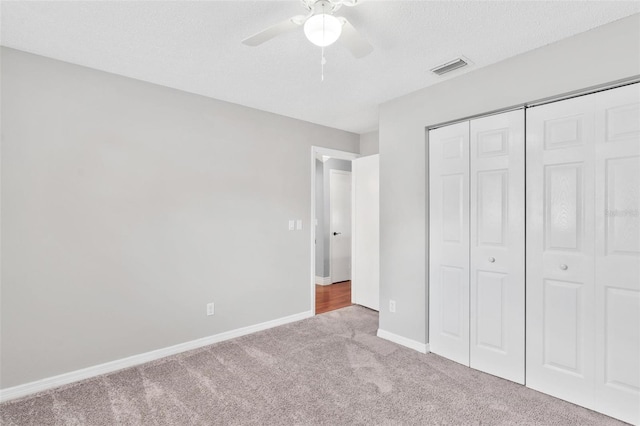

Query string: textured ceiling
2 1 639 134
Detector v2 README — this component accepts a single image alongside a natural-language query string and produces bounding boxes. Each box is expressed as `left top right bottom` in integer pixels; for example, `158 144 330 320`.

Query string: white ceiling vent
430 57 469 76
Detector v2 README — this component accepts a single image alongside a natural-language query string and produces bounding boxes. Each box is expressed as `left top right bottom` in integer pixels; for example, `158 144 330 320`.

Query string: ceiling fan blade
338 18 373 58
242 16 305 47
338 0 365 6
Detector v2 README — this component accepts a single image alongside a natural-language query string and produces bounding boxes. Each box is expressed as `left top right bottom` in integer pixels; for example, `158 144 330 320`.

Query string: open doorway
310 146 380 316
317 164 352 284
313 150 355 314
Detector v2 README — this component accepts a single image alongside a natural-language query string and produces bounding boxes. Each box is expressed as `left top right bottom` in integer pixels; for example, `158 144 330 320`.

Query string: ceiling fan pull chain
321 46 326 81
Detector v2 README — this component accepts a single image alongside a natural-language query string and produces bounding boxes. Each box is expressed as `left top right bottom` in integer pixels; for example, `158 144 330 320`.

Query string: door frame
310 146 360 314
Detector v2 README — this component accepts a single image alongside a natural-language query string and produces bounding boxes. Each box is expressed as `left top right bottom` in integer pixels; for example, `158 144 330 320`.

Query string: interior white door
429 121 470 366
352 155 379 310
593 84 640 424
469 110 525 384
526 92 597 409
330 169 352 283
527 83 640 424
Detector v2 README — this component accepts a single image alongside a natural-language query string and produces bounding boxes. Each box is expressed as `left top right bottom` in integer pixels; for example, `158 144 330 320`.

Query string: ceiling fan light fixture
304 13 342 47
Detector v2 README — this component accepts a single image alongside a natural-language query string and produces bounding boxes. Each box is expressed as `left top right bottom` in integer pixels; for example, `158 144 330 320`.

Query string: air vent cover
431 57 468 76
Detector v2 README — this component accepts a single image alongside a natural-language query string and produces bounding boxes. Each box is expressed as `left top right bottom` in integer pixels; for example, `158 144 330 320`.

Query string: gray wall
314 159 324 276
0 47 359 388
318 159 352 278
359 131 379 156
378 14 640 344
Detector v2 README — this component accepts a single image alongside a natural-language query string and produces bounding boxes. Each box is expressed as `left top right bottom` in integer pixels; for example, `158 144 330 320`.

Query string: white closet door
593 84 640 425
527 83 640 424
469 110 525 384
526 94 596 409
429 121 470 366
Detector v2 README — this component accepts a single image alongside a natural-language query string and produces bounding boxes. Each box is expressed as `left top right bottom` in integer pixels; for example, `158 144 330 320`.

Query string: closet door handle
488 257 495 263
560 264 568 271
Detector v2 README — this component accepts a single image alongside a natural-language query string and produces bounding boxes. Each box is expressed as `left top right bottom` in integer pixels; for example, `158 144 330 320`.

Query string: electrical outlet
296 219 303 230
288 220 295 231
389 300 396 313
206 302 215 316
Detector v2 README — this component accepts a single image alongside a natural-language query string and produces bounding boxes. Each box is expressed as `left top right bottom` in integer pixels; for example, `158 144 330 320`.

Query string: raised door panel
476 170 507 246
605 157 639 255
440 266 464 338
526 94 596 409
470 110 525 384
543 279 584 375
594 83 640 425
429 121 470 366
545 164 583 251
604 288 640 391
442 174 465 243
475 270 507 352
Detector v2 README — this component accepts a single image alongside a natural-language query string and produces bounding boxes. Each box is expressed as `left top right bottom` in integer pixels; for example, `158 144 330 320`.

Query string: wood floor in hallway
315 280 352 314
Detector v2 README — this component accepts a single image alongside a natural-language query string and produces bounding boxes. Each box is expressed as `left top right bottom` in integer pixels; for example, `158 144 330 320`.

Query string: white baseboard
0 310 313 403
377 329 430 354
315 276 332 285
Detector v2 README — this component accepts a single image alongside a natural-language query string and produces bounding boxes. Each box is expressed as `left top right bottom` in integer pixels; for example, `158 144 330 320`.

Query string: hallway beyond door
316 281 352 314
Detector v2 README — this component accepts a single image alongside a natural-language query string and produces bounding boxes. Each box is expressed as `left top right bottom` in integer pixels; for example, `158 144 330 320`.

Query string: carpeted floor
0 306 625 425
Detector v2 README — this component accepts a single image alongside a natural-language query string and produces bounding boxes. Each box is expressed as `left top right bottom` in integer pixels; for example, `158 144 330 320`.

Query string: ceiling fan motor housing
312 0 337 14
302 0 360 11
302 0 344 47
242 0 372 58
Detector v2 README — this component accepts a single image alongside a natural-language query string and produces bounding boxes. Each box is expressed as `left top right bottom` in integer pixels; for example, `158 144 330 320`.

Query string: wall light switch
288 220 295 231
296 220 303 230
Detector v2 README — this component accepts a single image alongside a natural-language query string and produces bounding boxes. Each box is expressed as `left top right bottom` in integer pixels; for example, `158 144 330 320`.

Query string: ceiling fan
242 0 373 59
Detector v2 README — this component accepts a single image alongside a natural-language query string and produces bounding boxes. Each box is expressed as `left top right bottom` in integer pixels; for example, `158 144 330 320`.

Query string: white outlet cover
296 219 302 230
389 300 396 313
288 220 295 231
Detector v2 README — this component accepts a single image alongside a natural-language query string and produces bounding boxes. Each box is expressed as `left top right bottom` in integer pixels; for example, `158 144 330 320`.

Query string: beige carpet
0 306 624 425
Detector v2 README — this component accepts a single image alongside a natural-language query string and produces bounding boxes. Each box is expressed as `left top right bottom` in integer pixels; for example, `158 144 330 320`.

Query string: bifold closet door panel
469 110 525 384
428 121 470 366
526 94 596 409
527 83 640 424
593 84 640 424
